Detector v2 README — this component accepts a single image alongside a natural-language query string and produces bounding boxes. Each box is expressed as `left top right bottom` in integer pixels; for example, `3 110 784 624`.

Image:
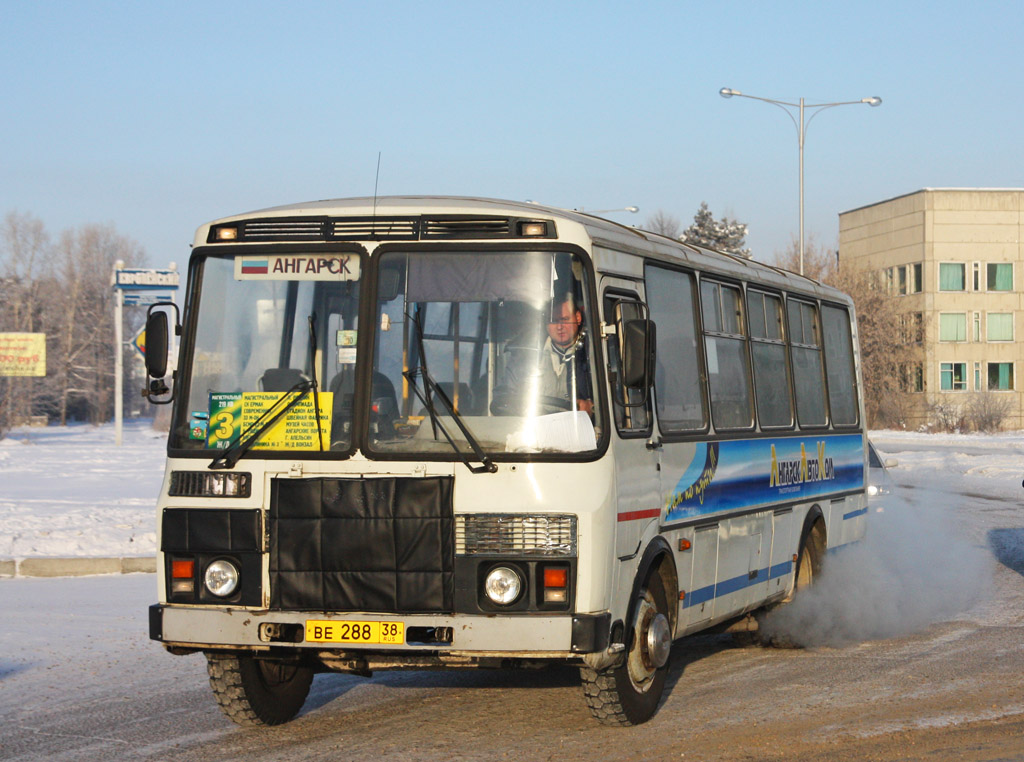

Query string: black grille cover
269 477 454 613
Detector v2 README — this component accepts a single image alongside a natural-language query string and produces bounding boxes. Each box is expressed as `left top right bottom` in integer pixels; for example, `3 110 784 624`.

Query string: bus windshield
172 251 361 453
370 250 602 457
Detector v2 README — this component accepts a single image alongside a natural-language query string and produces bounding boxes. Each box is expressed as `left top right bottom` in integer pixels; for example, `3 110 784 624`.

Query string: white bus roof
199 196 850 306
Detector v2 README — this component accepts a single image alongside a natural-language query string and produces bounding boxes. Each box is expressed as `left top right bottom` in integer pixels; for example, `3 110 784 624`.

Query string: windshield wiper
404 366 496 474
209 379 314 469
307 313 324 454
405 309 496 474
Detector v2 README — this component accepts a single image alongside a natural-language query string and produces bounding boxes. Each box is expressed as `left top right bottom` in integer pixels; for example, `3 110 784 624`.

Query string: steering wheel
490 392 572 416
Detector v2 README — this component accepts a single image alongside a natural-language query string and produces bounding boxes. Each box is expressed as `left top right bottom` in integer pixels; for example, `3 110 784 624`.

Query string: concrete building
839 188 1024 429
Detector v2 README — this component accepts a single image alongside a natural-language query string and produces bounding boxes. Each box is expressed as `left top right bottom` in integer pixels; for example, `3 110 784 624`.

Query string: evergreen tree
682 202 751 258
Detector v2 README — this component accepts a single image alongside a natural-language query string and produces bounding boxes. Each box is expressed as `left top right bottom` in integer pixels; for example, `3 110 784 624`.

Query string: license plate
305 620 404 644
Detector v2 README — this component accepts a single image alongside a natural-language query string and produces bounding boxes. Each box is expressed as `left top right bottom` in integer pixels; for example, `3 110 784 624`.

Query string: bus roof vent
331 217 419 240
421 217 513 239
239 219 326 241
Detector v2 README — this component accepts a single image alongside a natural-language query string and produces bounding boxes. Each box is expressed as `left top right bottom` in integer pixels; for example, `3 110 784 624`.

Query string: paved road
2 441 1023 761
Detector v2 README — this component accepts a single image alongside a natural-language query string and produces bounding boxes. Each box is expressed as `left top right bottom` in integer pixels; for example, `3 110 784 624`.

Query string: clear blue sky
2 1 1020 268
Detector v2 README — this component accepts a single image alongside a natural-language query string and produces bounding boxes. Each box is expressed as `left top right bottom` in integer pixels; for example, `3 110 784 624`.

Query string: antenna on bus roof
372 151 382 221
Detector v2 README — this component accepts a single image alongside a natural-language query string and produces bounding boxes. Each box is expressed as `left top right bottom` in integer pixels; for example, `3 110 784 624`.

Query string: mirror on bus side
143 303 180 405
621 318 656 389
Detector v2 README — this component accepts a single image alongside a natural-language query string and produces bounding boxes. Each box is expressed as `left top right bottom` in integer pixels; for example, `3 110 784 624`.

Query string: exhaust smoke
761 493 991 648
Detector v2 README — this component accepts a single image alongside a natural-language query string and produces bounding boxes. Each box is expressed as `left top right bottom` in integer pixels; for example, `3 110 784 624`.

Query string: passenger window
644 265 707 432
787 299 827 427
748 291 793 428
700 280 754 430
604 294 652 435
821 304 859 426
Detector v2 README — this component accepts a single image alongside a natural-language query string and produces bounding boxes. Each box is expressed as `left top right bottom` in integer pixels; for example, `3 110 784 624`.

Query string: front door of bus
602 284 660 560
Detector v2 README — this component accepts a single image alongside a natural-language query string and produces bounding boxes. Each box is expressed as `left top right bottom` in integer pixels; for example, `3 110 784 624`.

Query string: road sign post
113 265 179 445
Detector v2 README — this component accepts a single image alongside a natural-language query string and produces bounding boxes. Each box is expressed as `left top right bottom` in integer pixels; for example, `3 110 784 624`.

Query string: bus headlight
204 559 240 597
484 566 522 605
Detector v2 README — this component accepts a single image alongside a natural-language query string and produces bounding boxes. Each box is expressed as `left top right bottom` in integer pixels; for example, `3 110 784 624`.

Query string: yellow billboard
0 333 46 377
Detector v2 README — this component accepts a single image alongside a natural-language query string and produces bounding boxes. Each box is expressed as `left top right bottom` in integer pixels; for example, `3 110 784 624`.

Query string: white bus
144 196 868 727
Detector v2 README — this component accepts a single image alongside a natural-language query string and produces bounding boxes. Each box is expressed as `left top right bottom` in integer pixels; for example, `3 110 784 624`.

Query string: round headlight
484 566 522 605
204 559 240 597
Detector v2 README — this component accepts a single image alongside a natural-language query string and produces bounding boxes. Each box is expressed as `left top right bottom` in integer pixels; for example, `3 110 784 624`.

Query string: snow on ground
0 421 166 559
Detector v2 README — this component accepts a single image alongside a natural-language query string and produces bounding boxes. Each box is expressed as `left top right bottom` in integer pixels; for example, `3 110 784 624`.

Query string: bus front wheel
206 653 313 726
580 573 671 726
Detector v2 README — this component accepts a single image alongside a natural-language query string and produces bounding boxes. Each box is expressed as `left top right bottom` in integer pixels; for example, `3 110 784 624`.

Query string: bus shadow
302 663 581 715
300 633 738 722
988 528 1024 577
664 633 735 693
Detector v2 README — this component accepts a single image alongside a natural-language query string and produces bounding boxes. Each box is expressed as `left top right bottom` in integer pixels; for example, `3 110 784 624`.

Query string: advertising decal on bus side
664 433 864 522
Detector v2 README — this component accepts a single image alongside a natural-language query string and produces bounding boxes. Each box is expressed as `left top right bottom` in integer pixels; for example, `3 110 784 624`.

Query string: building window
987 312 1014 342
940 362 967 391
939 313 967 342
988 362 1014 391
897 266 907 295
900 312 924 343
974 362 981 391
973 312 981 342
910 263 923 293
987 263 1013 292
900 363 924 393
939 263 966 291
972 261 981 291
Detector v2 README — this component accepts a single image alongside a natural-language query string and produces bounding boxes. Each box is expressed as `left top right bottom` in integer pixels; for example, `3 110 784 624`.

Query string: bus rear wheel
580 573 671 726
759 518 826 648
206 653 313 726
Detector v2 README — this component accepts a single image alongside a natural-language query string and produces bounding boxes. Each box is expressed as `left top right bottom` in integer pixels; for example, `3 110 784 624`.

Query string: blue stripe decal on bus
843 507 868 520
683 560 793 609
665 434 865 525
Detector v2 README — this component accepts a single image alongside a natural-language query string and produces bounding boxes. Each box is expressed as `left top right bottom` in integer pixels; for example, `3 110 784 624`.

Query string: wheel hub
646 612 671 669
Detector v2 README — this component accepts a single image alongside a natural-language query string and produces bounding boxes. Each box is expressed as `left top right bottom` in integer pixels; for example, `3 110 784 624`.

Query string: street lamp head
863 96 882 107
625 206 639 213
719 87 739 98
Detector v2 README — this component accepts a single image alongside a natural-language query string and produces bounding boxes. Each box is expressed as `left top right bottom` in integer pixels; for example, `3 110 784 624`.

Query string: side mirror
145 310 169 379
621 318 656 389
143 303 179 404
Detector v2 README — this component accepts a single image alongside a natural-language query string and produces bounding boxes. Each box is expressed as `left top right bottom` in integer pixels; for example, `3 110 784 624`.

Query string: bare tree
964 392 1014 432
773 234 839 282
52 224 146 424
644 210 682 239
0 212 54 436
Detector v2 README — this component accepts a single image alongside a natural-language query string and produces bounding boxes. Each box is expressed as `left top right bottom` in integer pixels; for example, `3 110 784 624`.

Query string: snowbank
0 421 165 560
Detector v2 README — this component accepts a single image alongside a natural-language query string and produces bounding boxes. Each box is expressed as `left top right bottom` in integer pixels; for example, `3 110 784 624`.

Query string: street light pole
719 88 881 275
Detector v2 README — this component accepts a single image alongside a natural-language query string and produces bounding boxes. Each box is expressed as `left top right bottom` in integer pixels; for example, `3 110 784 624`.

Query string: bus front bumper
149 604 610 656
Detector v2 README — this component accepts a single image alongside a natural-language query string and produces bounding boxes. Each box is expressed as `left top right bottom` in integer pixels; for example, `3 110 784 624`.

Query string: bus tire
580 572 670 726
793 517 826 594
206 653 313 726
763 518 826 649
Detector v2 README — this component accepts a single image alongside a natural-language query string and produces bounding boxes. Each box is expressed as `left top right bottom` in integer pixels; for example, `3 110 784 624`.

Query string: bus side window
748 290 794 428
821 304 859 426
604 294 652 434
787 299 827 427
644 264 707 433
700 280 754 430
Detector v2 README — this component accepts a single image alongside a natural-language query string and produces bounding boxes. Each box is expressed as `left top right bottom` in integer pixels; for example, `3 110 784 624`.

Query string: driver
498 292 593 415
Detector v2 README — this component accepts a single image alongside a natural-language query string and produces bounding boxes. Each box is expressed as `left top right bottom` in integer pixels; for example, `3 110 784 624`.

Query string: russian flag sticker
241 259 269 274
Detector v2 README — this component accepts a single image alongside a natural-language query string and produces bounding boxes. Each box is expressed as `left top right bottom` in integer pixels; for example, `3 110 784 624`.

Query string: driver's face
547 300 582 349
